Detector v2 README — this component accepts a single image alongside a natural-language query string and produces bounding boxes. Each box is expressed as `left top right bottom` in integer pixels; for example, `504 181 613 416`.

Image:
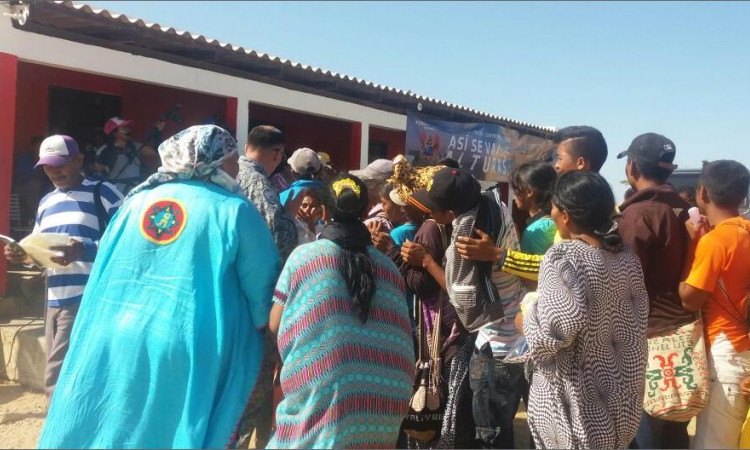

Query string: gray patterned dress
523 240 649 449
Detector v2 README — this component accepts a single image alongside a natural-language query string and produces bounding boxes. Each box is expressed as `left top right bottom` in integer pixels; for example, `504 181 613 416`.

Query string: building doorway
47 85 122 161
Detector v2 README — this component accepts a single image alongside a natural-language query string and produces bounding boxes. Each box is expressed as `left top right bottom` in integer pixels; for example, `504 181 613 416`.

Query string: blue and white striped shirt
476 191 526 357
34 178 123 307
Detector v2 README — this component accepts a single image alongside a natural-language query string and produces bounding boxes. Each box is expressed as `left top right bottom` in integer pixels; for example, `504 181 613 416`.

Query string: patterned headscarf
387 155 445 205
126 125 240 199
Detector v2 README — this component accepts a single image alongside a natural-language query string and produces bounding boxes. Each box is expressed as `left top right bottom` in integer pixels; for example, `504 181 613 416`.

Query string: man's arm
241 173 298 262
401 222 445 299
138 121 166 159
679 226 724 312
77 182 124 262
678 282 711 312
237 202 282 330
456 231 542 281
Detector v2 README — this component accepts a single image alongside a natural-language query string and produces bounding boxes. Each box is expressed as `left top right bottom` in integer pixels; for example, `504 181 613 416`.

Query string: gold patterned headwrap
387 155 445 205
332 178 361 198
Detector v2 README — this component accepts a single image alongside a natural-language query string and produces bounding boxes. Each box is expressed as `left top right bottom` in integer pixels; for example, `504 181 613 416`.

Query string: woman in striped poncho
267 174 415 449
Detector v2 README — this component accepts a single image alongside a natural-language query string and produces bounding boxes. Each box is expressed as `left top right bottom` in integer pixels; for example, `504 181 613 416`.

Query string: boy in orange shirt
679 159 750 449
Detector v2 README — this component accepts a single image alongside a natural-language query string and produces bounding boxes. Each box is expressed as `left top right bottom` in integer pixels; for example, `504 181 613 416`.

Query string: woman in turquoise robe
38 125 281 448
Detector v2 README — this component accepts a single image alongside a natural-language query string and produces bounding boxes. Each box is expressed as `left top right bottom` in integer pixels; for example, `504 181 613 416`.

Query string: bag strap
438 223 449 254
431 295 443 360
716 278 748 328
430 295 443 389
108 142 141 182
425 218 449 253
93 182 109 233
416 296 425 363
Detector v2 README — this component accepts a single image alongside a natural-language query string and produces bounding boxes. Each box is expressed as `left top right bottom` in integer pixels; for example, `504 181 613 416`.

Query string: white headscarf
126 125 240 199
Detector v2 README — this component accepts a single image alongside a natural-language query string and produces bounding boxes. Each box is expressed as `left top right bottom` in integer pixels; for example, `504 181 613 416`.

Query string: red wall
13 61 232 158
369 126 405 160
0 53 19 295
6 61 234 294
248 102 356 171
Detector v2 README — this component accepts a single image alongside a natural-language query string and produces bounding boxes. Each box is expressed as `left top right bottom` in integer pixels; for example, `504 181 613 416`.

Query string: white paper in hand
19 233 69 269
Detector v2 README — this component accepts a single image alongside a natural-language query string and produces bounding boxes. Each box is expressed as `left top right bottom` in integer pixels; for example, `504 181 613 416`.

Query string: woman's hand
372 232 394 253
368 221 393 253
297 206 321 232
367 220 382 237
401 240 427 267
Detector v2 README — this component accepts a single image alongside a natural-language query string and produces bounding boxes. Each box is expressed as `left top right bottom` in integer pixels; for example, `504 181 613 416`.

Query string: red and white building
0 1 556 295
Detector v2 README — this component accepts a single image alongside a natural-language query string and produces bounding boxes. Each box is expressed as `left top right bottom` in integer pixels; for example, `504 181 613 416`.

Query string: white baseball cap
349 159 393 182
35 135 80 168
288 147 322 176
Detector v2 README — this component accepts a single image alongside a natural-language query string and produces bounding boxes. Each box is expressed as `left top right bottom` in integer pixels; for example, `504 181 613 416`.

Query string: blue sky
89 1 750 198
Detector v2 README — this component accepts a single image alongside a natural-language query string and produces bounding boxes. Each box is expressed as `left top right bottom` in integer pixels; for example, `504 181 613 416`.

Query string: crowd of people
4 119 750 449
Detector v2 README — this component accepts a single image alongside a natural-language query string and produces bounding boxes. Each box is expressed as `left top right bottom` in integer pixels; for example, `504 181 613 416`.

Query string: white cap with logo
35 135 80 168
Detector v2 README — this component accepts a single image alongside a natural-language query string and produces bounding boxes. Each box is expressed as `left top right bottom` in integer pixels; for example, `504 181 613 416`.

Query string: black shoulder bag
93 182 110 233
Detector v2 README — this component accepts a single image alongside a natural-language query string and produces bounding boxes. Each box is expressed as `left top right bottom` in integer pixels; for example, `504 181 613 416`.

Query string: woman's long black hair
510 162 557 212
324 174 376 323
552 171 623 252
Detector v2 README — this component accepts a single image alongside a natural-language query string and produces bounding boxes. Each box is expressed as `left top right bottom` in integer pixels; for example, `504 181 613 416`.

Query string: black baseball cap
426 167 481 214
408 189 438 215
617 133 678 170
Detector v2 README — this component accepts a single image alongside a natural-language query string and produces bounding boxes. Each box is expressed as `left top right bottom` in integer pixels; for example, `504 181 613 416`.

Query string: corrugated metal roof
20 1 557 133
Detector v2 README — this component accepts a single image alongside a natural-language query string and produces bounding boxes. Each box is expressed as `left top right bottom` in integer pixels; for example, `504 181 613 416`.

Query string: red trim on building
0 52 19 295
369 126 405 160
14 61 232 157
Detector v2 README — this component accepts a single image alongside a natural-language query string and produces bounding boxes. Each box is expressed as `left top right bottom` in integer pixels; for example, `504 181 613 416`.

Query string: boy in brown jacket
618 132 695 449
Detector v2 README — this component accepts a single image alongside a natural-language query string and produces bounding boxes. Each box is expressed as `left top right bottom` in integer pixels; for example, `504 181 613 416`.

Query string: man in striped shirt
4 135 122 403
425 167 527 449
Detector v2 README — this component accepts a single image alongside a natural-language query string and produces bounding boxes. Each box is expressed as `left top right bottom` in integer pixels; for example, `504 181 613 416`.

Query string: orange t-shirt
686 216 750 352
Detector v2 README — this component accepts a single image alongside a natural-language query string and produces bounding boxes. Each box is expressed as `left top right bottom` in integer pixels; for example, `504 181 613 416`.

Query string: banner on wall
404 112 557 182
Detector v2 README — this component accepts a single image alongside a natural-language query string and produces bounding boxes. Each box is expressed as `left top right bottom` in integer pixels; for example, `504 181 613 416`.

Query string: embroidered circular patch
140 199 188 245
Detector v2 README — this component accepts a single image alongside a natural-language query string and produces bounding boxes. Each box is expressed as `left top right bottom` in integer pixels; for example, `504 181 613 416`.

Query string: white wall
0 12 407 163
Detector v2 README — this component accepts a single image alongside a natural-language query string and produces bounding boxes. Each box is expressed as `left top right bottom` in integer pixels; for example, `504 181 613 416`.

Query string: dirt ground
0 380 529 449
0 381 690 450
0 382 45 449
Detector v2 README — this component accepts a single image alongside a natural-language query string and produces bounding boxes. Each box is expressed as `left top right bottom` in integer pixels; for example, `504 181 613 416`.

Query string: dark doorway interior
47 85 122 151
368 140 388 163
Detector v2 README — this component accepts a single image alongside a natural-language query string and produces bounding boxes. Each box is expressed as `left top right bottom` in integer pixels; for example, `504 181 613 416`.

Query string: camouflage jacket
237 156 298 263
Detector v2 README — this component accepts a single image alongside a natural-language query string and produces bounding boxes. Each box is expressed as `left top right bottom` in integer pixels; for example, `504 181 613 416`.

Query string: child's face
380 196 404 224
300 194 322 219
513 188 534 212
554 141 583 175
